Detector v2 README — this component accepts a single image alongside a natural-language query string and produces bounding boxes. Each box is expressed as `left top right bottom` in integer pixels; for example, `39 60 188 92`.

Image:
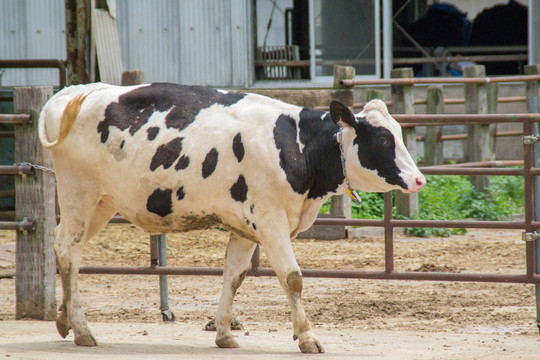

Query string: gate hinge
522 231 540 242
523 135 540 144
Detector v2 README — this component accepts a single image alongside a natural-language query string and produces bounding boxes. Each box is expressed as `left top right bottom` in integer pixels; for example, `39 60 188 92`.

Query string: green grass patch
320 174 524 237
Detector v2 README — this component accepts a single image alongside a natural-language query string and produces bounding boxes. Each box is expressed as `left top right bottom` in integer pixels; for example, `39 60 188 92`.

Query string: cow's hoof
216 336 240 349
56 319 71 338
74 334 97 346
299 340 325 354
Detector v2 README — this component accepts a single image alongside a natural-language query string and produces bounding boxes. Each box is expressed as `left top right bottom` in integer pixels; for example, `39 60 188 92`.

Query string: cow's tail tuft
39 92 91 149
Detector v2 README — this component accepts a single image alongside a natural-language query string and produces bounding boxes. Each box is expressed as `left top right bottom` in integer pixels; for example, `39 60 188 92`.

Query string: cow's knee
285 271 303 297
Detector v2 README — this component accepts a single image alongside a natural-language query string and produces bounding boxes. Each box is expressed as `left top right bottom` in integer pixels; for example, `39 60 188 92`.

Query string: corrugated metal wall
0 0 251 87
0 0 66 87
117 0 250 87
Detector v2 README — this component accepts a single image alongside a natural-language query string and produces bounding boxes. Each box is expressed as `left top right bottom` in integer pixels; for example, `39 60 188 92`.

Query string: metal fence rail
0 59 67 89
74 112 540 289
2 77 540 325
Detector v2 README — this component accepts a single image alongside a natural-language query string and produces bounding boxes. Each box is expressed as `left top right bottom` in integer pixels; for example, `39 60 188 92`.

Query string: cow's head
330 99 425 193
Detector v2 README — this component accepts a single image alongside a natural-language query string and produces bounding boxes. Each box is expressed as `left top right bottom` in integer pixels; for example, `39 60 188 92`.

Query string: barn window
254 0 380 84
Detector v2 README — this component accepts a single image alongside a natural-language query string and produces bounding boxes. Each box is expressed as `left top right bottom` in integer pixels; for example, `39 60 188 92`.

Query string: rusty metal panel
0 0 66 86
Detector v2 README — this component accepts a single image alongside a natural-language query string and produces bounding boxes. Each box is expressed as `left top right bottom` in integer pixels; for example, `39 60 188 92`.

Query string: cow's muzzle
401 174 426 193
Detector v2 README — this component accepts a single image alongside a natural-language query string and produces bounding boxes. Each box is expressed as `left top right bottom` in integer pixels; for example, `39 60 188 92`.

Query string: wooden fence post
332 65 354 235
424 85 444 166
121 70 145 86
391 68 418 218
366 89 386 102
464 65 495 191
14 87 57 320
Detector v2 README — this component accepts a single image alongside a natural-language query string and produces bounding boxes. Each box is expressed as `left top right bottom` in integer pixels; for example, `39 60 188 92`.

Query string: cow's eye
378 136 388 145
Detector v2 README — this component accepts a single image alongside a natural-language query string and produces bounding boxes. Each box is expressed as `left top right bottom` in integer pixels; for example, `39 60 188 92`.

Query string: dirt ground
1 224 540 359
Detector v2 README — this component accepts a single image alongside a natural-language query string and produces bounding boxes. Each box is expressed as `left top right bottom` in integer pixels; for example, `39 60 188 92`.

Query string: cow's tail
39 92 91 149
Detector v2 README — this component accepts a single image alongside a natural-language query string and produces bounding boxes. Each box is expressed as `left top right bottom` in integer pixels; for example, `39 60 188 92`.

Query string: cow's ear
330 100 356 129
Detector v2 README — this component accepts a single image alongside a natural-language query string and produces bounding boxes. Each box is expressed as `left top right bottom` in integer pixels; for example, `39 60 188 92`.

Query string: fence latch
522 231 540 242
523 135 540 144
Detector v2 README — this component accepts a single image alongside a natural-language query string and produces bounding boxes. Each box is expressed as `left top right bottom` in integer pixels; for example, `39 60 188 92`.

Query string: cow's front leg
261 231 324 354
215 232 257 349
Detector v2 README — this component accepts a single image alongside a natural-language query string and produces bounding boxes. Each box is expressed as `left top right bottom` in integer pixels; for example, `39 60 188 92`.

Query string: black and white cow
38 83 425 353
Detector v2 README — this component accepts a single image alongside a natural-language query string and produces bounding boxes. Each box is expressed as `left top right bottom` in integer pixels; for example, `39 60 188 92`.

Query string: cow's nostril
416 176 426 189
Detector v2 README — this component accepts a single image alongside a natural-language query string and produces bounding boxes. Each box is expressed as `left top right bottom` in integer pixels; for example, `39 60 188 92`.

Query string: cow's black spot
147 188 173 217
147 127 160 141
245 219 250 225
120 140 125 149
150 137 183 171
175 155 190 171
252 223 257 230
176 186 185 201
298 109 345 199
232 133 245 162
250 203 255 214
353 118 408 189
202 148 219 178
98 83 246 143
230 175 248 202
273 114 310 194
273 110 344 199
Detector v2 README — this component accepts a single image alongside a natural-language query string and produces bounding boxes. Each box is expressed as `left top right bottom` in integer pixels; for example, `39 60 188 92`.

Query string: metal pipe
419 167 523 176
77 265 540 284
318 97 527 112
157 234 173 320
342 74 540 87
0 114 31 126
429 160 525 168
108 216 534 230
0 190 15 199
0 59 66 88
417 130 523 142
393 54 527 66
0 131 15 138
314 218 528 229
0 165 34 175
0 220 36 231
394 113 540 125
383 192 393 274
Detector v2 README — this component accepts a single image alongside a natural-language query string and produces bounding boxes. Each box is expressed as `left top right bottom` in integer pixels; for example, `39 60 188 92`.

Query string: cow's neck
297 108 346 200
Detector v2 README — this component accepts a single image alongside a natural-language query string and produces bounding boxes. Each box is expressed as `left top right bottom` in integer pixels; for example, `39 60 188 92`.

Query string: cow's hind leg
55 195 117 346
215 232 257 349
260 221 324 354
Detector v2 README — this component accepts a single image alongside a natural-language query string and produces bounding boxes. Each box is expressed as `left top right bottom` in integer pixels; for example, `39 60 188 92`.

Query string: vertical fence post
464 65 494 191
366 89 386 102
121 70 145 86
424 86 444 166
391 68 418 218
524 64 540 332
331 65 355 234
14 87 57 320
